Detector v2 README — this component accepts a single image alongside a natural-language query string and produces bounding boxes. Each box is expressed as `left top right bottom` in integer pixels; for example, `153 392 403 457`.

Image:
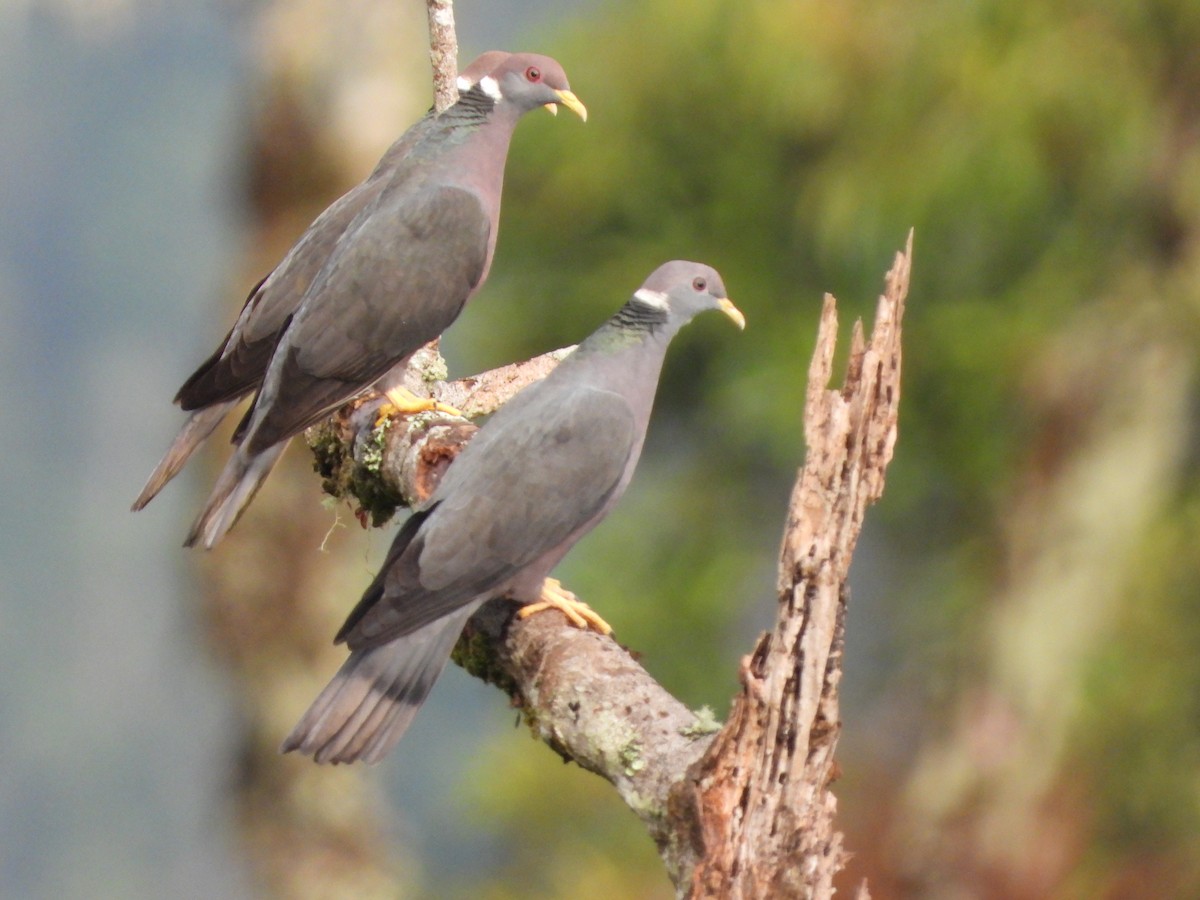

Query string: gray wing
244 184 489 452
173 115 441 412
340 383 637 648
175 177 389 410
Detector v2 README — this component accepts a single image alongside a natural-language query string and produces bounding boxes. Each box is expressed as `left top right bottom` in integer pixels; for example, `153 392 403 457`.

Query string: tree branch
305 344 575 521
456 600 723 885
425 0 459 113
307 234 910 896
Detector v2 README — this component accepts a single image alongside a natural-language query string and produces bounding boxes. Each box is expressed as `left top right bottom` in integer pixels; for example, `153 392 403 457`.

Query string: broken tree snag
683 233 910 900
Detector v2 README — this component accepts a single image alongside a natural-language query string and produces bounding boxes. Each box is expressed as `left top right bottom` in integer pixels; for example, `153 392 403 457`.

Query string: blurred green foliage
440 0 1200 895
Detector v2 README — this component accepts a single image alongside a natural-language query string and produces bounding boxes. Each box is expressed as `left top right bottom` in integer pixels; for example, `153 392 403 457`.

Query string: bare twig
426 0 459 112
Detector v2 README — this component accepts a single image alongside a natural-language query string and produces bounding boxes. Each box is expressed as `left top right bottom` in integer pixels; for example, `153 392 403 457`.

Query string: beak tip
554 89 588 122
719 298 746 330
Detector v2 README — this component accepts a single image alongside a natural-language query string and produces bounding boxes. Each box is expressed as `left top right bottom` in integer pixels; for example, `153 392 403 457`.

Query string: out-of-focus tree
195 1 430 897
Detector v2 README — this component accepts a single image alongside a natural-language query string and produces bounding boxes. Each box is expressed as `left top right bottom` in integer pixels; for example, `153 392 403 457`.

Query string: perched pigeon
138 53 587 550
131 52 516 513
282 261 745 764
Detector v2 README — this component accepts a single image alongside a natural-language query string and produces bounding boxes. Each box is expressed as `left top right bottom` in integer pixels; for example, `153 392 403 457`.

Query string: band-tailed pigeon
131 52 515 513
282 260 745 764
135 54 586 550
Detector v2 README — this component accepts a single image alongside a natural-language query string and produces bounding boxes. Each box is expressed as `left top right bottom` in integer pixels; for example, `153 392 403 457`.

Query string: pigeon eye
692 277 707 292
525 66 541 82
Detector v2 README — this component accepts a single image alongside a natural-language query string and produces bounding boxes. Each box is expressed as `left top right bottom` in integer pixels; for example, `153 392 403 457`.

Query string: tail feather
183 442 287 549
282 602 480 764
131 404 234 511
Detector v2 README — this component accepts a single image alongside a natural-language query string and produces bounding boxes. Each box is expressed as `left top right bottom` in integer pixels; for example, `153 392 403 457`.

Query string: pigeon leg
518 577 612 635
377 386 463 426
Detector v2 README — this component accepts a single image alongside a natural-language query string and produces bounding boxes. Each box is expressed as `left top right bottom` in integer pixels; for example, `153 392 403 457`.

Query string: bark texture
681 236 908 898
314 236 911 897
426 0 459 112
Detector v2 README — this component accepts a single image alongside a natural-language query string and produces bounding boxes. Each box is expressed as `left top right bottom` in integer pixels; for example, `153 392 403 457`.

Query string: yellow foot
376 387 463 426
518 578 613 635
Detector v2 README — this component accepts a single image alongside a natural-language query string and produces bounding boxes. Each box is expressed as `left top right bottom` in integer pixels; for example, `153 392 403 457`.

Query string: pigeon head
478 53 587 121
455 51 511 93
632 260 746 330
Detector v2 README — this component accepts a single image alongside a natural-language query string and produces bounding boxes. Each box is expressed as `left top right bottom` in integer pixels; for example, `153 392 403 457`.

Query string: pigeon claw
518 578 612 635
377 387 463 426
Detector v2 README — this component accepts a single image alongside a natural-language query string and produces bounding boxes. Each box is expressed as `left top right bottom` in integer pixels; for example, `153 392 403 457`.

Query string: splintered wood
685 234 910 900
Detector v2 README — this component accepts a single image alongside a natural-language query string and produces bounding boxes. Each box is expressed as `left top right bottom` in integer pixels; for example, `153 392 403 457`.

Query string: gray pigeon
140 54 587 550
282 260 744 764
131 52 516 512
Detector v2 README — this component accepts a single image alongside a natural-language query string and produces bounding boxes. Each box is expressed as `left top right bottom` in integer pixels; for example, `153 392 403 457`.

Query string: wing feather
175 172 390 410
343 383 636 648
245 184 489 451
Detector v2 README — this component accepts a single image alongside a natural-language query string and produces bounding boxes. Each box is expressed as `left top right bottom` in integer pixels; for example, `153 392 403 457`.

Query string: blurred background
2 0 1199 897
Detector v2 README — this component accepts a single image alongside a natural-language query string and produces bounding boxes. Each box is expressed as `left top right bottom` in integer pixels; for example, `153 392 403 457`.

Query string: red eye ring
525 66 541 82
692 277 707 292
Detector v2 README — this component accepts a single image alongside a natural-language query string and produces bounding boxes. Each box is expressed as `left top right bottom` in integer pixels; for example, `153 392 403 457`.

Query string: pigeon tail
281 601 480 765
132 403 235 511
183 443 287 549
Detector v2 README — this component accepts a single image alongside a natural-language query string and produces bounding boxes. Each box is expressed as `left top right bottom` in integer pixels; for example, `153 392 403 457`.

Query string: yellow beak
718 297 746 330
545 89 588 122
